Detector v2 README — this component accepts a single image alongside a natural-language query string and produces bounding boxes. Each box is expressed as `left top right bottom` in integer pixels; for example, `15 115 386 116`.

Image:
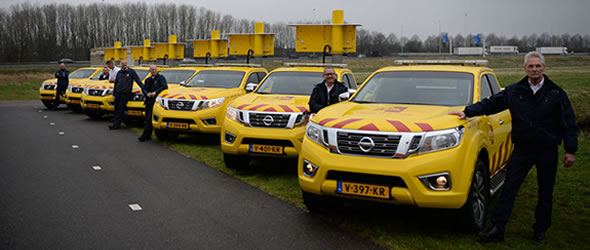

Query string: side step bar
490 168 507 196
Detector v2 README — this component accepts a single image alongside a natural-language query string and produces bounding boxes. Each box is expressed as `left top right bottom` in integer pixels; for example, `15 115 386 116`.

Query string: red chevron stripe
415 122 433 132
167 94 179 99
319 118 337 126
178 96 186 99
189 94 197 100
332 119 362 128
279 105 293 112
387 120 410 132
497 142 504 169
237 104 251 109
359 123 380 131
264 107 277 112
200 96 208 100
296 106 308 112
491 153 497 174
248 104 267 110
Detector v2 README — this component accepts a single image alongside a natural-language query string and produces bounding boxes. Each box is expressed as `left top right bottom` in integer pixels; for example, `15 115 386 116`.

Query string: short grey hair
524 51 545 65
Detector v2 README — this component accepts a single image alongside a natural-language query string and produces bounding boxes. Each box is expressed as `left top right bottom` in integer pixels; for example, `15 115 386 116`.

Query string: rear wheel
85 110 104 119
460 159 490 232
302 190 342 214
42 100 54 109
155 129 179 141
223 153 250 169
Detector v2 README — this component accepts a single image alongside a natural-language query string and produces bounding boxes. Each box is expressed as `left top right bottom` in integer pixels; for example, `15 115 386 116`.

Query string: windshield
69 69 96 79
159 70 196 84
255 71 323 95
352 71 474 106
135 69 150 80
186 70 245 88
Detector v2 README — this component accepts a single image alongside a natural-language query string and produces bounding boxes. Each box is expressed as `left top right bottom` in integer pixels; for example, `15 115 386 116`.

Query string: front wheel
302 190 342 214
67 104 84 113
42 100 54 109
223 153 250 169
459 159 490 232
85 110 104 119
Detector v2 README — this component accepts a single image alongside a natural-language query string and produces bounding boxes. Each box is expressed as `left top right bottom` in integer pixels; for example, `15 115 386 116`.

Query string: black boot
477 226 504 242
533 231 546 243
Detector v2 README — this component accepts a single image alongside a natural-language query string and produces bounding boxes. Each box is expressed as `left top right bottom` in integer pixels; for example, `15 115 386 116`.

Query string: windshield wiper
353 100 376 104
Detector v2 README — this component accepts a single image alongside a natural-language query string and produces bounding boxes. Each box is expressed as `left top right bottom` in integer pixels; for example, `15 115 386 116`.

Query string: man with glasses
309 67 348 113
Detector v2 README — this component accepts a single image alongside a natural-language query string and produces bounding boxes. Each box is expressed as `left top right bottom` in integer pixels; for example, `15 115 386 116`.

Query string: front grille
44 85 56 90
242 138 294 147
326 171 407 188
88 89 104 96
131 93 145 101
168 100 194 111
337 132 401 157
249 113 290 128
71 87 84 93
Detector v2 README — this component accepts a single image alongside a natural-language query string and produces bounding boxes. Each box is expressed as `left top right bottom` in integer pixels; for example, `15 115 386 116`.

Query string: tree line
1 2 589 63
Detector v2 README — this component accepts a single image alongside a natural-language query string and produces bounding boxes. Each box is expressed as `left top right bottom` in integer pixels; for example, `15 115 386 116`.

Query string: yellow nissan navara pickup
298 60 512 231
40 67 101 109
151 64 268 141
221 63 357 169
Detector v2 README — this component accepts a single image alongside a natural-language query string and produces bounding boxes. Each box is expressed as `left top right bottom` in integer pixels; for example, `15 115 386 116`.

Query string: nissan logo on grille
176 101 184 110
358 137 375 152
262 115 274 126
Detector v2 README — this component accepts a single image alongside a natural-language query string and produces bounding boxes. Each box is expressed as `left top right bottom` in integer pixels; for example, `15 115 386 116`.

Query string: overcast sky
3 0 590 39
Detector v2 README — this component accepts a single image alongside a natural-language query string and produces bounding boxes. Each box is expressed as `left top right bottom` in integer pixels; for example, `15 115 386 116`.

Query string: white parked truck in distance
454 47 487 56
536 47 568 55
490 46 519 54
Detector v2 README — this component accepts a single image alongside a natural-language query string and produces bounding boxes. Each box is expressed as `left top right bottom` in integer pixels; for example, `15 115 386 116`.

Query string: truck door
480 73 512 176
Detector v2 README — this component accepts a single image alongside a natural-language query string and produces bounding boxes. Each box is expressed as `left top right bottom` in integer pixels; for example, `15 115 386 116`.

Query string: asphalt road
0 100 382 249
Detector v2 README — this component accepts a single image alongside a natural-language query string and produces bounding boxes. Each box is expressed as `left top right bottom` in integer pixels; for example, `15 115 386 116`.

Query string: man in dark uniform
52 63 69 110
98 67 110 80
309 67 348 113
449 51 577 243
138 65 168 142
109 60 145 130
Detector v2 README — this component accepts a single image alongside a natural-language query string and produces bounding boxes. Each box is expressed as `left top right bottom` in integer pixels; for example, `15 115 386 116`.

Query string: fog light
225 132 236 143
302 160 319 177
201 117 216 125
153 114 159 122
418 172 451 191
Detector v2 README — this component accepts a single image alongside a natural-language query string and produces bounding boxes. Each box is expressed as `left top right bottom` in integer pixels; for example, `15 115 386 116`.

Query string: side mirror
245 83 258 92
348 89 357 95
179 81 186 86
338 92 351 102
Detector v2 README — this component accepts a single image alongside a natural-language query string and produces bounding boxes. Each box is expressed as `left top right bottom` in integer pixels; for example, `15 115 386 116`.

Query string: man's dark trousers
491 144 558 233
113 93 131 127
53 85 67 109
140 98 155 138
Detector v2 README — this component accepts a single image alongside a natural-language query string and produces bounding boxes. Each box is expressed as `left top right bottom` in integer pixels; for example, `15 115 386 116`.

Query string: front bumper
81 93 115 112
298 138 473 209
65 91 83 107
151 104 223 134
39 89 64 103
221 117 305 158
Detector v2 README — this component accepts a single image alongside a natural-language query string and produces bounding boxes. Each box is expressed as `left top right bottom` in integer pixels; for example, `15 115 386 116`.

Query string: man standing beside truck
138 65 167 142
449 51 577 243
109 60 145 130
52 63 69 110
308 67 348 113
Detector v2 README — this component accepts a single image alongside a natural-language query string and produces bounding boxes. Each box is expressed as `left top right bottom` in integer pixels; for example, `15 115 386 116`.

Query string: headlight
306 122 328 148
198 97 225 110
418 126 464 154
84 88 90 95
104 89 113 96
294 113 310 127
156 96 167 109
226 106 240 122
67 86 73 92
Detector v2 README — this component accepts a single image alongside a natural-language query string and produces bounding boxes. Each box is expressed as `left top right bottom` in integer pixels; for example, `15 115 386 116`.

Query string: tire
42 100 54 109
223 153 250 169
67 104 84 113
155 129 179 141
302 190 342 214
122 117 144 127
460 159 490 232
85 110 104 119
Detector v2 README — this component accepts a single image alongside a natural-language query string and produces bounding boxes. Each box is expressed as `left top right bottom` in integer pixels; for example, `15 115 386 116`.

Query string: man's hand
147 92 156 98
562 153 575 167
448 111 466 120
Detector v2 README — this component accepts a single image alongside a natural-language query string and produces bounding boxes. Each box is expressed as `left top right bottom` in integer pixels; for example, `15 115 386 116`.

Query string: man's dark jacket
143 74 168 103
464 75 577 153
309 80 348 113
54 69 69 86
114 67 144 94
98 73 109 81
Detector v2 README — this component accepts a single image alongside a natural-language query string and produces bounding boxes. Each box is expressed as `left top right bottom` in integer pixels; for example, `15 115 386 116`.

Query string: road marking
59 131 65 135
72 145 79 149
92 165 102 171
38 110 43 113
128 203 142 211
50 122 55 126
43 115 48 119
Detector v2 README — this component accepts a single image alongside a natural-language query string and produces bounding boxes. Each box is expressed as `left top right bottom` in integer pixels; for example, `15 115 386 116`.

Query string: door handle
499 120 505 125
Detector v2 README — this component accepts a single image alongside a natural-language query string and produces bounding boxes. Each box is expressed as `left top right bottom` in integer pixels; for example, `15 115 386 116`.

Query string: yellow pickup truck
298 60 512 231
152 64 268 141
221 63 357 169
40 67 101 109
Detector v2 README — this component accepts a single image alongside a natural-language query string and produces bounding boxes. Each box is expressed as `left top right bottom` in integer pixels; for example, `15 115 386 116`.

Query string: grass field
2 56 589 249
